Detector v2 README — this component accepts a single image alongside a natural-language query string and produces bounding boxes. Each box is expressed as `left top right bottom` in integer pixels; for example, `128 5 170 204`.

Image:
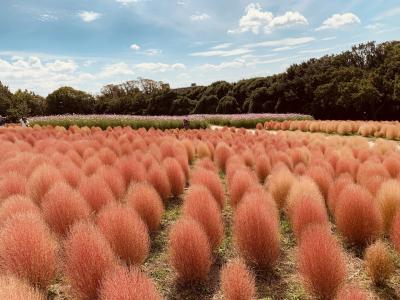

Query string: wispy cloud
143 49 162 56
134 62 185 72
316 13 360 31
190 48 253 57
212 43 233 50
116 0 141 5
130 44 141 51
321 36 336 41
245 37 315 48
39 14 58 22
374 6 400 20
299 48 333 54
78 11 102 22
190 13 211 21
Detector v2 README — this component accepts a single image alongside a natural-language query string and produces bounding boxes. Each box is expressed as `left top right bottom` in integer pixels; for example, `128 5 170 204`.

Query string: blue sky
0 0 399 95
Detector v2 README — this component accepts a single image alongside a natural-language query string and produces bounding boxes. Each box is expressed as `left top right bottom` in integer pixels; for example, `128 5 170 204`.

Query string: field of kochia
0 123 399 299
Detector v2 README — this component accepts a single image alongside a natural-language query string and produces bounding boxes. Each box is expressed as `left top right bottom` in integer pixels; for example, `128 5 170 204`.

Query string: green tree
216 95 240 114
192 95 218 114
46 87 95 115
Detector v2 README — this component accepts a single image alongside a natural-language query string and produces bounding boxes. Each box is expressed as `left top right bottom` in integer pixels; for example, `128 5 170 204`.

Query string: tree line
1 41 399 122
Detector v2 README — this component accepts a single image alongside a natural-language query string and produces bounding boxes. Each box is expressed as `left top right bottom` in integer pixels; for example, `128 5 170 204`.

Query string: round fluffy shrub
64 221 117 300
298 225 347 299
125 182 164 232
335 184 383 246
0 173 27 200
376 179 400 233
97 204 150 265
147 165 171 201
229 170 255 209
0 195 40 228
27 164 63 204
96 166 126 200
99 265 162 300
267 168 296 210
162 158 185 197
79 175 115 212
255 155 271 183
168 218 212 282
0 275 45 300
335 286 371 300
220 260 256 300
42 182 91 236
183 185 224 249
0 213 58 288
115 158 146 186
305 166 333 200
215 142 233 172
364 240 394 285
233 196 280 269
190 168 225 209
327 174 353 214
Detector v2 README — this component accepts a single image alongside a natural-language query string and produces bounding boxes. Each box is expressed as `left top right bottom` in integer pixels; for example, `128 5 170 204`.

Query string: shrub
335 157 358 179
82 156 103 176
58 162 83 188
305 166 333 200
115 158 146 186
190 168 225 209
196 141 212 159
335 184 383 246
183 185 224 249
0 213 58 288
42 182 91 236
64 221 117 300
168 218 212 282
391 211 400 253
255 155 271 183
220 260 256 300
335 286 371 300
99 265 162 300
267 168 296 210
376 179 400 233
383 156 400 178
233 196 280 269
146 165 172 201
298 225 346 299
215 142 232 172
162 157 185 197
96 166 126 200
364 240 394 285
182 139 195 163
0 173 27 200
195 157 218 173
327 174 353 214
79 175 115 212
229 170 255 209
125 182 164 232
97 204 150 265
0 275 45 300
27 164 63 204
0 195 40 228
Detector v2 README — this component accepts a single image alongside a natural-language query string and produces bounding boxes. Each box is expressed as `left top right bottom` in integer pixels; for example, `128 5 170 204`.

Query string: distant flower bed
29 113 313 129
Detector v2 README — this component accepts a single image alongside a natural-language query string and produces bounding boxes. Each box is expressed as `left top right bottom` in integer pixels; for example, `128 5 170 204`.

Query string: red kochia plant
97 203 150 265
0 195 40 228
0 172 27 200
183 185 224 249
383 155 400 178
233 196 280 269
42 182 91 236
335 286 371 300
58 161 83 188
305 166 333 200
327 174 353 214
96 166 126 200
27 164 63 204
0 213 58 288
220 259 256 300
146 164 172 201
190 168 225 209
298 225 347 300
79 175 115 212
64 221 116 300
335 184 383 246
0 275 45 300
255 155 271 183
115 157 146 186
125 182 164 232
214 142 233 172
229 170 255 209
364 240 395 285
266 168 296 210
376 179 400 233
391 211 400 253
99 265 162 300
162 157 185 197
168 218 212 282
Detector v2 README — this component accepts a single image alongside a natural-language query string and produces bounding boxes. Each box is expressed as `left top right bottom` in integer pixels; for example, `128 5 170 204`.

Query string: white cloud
177 0 189 5
197 59 247 72
116 0 140 5
190 48 253 57
190 13 211 21
299 48 333 54
316 13 360 31
212 43 233 50
144 49 162 56
365 23 383 31
246 36 315 48
228 3 308 34
39 14 58 22
78 11 102 22
134 63 186 72
130 44 141 51
99 63 134 78
321 36 336 41
45 59 78 73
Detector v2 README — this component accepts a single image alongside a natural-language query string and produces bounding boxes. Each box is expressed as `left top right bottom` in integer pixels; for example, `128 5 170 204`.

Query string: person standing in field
0 115 5 127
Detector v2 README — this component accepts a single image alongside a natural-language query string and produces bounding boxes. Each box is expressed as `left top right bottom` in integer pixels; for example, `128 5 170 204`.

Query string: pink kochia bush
96 203 150 265
220 259 256 300
0 172 27 200
162 157 185 197
335 184 383 246
27 164 63 204
125 182 164 232
233 194 280 269
99 265 162 300
168 218 212 282
335 286 371 300
0 275 45 300
42 182 91 236
79 175 115 212
190 168 225 209
147 165 171 201
183 185 224 249
0 195 41 228
298 225 347 300
64 221 116 300
0 213 58 288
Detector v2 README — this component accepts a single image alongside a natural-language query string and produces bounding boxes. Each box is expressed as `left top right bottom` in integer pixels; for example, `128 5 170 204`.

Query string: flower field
0 125 399 299
28 113 313 130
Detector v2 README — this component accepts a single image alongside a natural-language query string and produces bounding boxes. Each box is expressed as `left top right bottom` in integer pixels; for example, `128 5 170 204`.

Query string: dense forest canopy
0 41 399 121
